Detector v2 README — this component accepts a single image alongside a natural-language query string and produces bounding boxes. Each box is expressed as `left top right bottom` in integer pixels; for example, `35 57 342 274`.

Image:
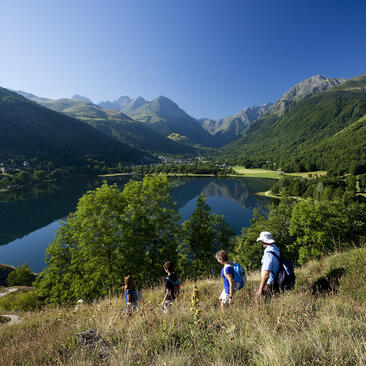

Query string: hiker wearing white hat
255 231 280 299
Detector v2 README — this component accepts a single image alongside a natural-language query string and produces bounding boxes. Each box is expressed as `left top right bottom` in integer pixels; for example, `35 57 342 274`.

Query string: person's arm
256 270 270 296
161 279 169 306
161 290 169 306
225 271 234 304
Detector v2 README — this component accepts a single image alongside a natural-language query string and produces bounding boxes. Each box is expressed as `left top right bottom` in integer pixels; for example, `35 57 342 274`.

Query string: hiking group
122 231 295 313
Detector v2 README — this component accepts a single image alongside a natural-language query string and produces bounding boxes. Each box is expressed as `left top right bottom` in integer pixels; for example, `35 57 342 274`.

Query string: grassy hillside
0 88 141 166
224 74 366 173
1 247 365 365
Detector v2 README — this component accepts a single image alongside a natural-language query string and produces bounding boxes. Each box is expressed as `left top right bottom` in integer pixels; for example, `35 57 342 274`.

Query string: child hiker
161 261 180 313
123 275 140 313
215 250 235 310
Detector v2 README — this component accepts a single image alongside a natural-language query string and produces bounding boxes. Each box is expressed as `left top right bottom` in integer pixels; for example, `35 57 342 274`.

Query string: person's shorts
219 289 232 305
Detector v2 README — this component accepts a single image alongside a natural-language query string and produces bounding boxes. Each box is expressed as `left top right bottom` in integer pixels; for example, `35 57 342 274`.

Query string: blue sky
1 0 365 118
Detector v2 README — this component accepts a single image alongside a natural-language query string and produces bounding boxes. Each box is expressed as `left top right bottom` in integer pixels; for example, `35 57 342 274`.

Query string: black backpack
267 251 295 291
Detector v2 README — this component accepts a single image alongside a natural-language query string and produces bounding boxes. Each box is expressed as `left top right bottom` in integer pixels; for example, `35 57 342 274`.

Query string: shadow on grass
311 267 346 294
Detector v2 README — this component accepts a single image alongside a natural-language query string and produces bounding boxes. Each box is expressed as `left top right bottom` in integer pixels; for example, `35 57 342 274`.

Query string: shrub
7 263 35 286
0 290 42 311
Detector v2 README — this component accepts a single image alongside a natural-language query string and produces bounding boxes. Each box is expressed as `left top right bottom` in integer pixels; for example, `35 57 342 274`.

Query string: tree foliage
178 193 235 278
234 197 366 269
35 175 180 303
7 263 35 286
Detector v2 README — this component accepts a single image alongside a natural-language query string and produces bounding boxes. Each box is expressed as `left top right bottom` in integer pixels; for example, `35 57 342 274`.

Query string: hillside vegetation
1 247 365 365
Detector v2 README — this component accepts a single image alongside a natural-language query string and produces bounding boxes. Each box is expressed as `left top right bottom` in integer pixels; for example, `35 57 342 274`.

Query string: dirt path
1 314 22 325
0 287 18 298
0 288 22 325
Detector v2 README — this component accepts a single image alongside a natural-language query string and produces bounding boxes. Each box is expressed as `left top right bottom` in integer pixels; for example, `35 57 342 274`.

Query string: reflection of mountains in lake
171 177 276 212
0 177 130 246
0 176 276 247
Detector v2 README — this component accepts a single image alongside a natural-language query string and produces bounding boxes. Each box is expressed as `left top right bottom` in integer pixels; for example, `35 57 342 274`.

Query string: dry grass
1 249 366 365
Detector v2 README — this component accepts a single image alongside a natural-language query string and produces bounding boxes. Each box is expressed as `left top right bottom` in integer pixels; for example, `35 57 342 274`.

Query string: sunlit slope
1 247 365 365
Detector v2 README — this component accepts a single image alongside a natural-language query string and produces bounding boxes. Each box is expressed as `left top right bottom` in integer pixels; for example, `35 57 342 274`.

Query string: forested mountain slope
223 74 366 173
198 75 344 146
0 88 141 166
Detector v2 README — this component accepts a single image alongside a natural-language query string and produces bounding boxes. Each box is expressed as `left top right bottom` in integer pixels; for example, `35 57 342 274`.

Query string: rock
76 329 110 359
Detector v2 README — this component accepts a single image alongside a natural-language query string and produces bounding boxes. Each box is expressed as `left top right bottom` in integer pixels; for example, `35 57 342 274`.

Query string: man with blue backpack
215 250 247 310
255 231 295 300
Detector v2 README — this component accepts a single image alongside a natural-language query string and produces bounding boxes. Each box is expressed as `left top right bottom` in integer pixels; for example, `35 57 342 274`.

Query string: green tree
234 209 267 270
346 176 357 193
178 193 234 278
7 263 35 286
359 174 366 192
289 200 366 263
35 175 180 304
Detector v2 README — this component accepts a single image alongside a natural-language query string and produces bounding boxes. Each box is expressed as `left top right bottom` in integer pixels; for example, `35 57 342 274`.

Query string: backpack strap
266 250 281 263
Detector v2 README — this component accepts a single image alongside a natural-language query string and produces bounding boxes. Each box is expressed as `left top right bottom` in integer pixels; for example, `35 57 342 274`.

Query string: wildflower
190 285 200 321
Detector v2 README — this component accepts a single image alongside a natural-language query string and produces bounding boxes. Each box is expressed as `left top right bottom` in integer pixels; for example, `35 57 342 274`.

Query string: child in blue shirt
215 250 234 310
123 275 140 313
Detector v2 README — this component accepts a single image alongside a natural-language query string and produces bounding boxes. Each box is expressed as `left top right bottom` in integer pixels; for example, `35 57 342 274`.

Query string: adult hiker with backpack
255 231 295 300
215 250 246 310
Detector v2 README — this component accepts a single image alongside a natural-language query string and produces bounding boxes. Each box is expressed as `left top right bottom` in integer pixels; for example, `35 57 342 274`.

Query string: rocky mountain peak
269 75 347 115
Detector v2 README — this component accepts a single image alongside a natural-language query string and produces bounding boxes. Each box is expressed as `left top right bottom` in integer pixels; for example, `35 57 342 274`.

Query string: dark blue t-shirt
221 264 234 294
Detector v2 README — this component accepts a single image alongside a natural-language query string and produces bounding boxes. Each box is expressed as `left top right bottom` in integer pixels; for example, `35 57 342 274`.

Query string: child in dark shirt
161 262 180 313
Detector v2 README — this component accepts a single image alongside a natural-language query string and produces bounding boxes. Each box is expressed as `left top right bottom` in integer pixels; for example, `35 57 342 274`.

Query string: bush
0 290 42 311
7 263 35 286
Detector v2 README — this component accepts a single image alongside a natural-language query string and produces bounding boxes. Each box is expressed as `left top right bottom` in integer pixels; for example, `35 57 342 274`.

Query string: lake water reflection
0 176 276 272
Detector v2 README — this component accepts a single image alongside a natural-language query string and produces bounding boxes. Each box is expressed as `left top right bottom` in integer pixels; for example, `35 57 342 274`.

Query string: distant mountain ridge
71 94 92 103
14 73 353 156
223 73 366 174
199 103 273 145
98 96 132 110
0 87 142 166
16 91 194 154
268 75 346 115
121 95 217 147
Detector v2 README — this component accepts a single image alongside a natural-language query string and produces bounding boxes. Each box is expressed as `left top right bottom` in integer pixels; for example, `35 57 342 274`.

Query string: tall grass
1 248 366 365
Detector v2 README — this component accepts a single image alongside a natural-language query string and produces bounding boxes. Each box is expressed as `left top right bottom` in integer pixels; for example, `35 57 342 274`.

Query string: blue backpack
232 263 247 290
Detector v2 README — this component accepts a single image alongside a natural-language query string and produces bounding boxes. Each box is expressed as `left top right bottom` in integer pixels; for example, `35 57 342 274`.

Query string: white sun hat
256 231 275 244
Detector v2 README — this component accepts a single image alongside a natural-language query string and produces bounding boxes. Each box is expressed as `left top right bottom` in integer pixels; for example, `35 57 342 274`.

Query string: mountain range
0 88 142 167
224 74 366 173
16 92 195 155
3 72 365 174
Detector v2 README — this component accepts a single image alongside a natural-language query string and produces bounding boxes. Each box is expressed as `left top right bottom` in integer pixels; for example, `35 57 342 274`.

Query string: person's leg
219 290 230 311
256 284 275 304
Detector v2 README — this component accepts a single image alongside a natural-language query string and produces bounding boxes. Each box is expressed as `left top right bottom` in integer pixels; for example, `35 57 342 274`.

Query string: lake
0 176 276 272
